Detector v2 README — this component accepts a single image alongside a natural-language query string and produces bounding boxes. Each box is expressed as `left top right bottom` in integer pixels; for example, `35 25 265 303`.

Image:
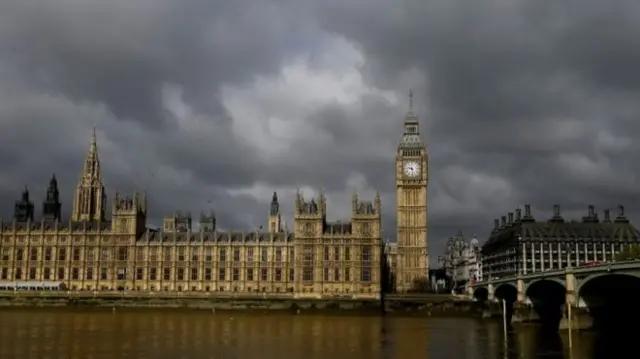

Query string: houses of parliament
0 96 429 296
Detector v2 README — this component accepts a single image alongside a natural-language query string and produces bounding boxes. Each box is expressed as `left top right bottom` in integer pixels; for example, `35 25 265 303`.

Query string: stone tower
72 127 106 221
395 91 429 292
269 192 281 232
42 174 62 221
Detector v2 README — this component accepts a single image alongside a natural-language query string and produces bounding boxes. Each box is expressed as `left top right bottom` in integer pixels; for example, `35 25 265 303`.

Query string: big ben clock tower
395 91 429 292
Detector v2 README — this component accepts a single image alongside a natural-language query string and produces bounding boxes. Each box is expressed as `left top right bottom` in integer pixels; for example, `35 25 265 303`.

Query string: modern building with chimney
481 204 640 280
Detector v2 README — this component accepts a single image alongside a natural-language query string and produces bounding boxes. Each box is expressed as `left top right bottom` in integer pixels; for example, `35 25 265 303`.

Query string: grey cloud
1 0 640 257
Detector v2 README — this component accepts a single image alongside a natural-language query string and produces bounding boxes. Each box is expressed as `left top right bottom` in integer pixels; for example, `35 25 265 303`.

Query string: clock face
404 161 420 177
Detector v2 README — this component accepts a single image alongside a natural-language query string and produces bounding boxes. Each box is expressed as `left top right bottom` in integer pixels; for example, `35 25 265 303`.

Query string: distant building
442 231 482 291
481 204 640 280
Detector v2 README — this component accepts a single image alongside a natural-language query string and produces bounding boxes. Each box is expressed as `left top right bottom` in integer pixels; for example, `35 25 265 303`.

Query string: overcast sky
1 0 639 258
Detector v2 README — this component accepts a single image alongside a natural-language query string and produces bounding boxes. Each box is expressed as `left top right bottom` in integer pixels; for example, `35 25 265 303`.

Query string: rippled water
0 310 628 359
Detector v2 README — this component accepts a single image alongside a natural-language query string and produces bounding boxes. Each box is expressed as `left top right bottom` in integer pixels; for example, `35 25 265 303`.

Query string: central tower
395 91 429 292
72 127 106 221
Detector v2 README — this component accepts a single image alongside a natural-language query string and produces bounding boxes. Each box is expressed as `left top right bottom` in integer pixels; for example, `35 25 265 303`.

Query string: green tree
615 244 640 261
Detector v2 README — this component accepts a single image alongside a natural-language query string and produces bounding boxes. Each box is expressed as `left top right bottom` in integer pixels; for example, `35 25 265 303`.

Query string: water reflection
0 310 633 359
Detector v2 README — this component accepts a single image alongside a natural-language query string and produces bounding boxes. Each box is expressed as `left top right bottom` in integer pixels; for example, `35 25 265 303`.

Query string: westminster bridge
468 260 640 331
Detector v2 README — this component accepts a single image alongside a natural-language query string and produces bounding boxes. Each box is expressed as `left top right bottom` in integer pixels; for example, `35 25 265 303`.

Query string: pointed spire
409 89 413 111
404 89 418 122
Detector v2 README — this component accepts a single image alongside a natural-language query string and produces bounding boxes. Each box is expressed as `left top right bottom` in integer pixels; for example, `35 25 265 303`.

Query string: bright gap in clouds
220 34 397 161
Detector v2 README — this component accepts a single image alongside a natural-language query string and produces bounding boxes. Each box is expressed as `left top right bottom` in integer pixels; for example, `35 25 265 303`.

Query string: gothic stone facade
0 129 382 298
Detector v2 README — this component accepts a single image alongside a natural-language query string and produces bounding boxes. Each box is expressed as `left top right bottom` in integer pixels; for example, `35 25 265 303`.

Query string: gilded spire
409 89 413 111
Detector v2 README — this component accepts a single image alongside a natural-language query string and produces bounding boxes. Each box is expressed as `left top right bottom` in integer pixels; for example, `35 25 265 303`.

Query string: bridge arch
494 283 518 302
578 271 640 331
525 279 567 328
473 286 489 301
525 277 565 292
577 271 640 293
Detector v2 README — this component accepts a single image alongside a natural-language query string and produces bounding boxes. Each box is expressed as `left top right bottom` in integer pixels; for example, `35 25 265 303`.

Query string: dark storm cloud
310 0 640 253
1 0 639 257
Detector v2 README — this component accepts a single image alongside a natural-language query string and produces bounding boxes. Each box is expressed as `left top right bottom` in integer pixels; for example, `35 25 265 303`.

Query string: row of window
0 266 375 283
1 246 375 262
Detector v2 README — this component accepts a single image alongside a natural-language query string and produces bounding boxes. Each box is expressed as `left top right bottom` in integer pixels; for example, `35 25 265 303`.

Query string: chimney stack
508 212 514 224
524 204 531 217
553 204 560 217
494 218 499 229
604 209 611 222
515 208 522 221
588 205 595 217
501 216 507 227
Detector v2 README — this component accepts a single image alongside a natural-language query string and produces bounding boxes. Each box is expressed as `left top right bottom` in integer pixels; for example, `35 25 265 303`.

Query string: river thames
0 310 630 359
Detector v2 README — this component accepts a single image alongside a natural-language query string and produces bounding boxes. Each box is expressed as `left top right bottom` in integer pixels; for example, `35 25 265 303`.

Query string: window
45 247 52 261
233 268 240 281
16 248 24 261
0 249 8 261
72 248 80 261
345 247 351 261
233 248 240 262
44 267 51 280
72 268 80 280
205 248 212 261
218 268 226 281
149 268 157 281
136 249 144 262
344 268 350 281
86 248 95 261
30 248 38 261
289 268 294 281
163 248 171 261
261 248 268 262
247 248 254 262
275 268 282 281
361 267 371 282
101 248 109 261
324 247 330 261
136 268 144 280
100 268 108 280
246 268 254 281
333 247 339 261
57 268 65 280
58 248 67 261
177 268 185 281
362 246 372 262
219 249 226 262
275 248 282 262
29 268 37 279
163 268 171 280
86 267 93 280
191 268 198 281
303 245 313 261
178 247 185 261
15 268 22 280
303 267 313 282
205 268 212 280
334 268 340 281
261 268 268 281
1 268 7 280
323 267 329 281
191 249 199 261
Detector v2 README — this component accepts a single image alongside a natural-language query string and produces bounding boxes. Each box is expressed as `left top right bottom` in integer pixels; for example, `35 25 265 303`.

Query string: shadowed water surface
0 310 628 359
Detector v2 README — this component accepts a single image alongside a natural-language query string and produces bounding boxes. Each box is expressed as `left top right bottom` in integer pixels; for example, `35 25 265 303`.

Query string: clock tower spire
395 90 429 292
